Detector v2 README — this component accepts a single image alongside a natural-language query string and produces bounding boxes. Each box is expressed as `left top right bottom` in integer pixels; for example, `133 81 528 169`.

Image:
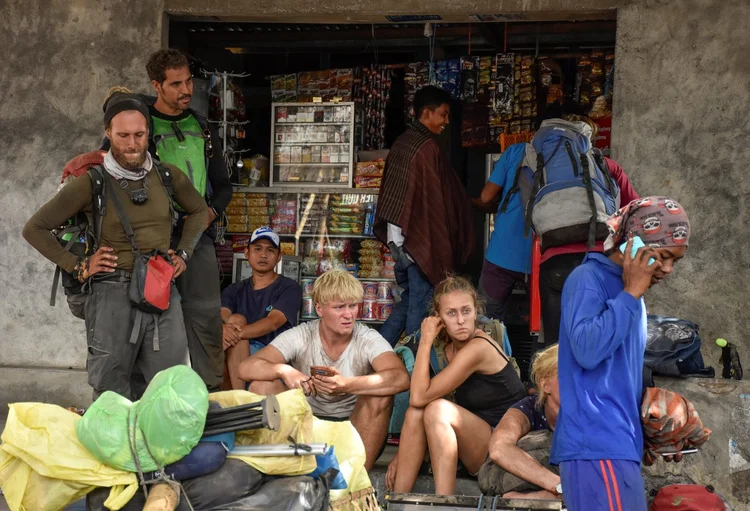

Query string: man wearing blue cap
221 226 303 390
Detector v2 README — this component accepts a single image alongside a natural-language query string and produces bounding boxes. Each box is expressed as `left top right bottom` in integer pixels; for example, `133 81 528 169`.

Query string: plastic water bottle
716 338 743 380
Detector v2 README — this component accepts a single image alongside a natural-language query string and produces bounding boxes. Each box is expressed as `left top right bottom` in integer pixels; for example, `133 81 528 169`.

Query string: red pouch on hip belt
130 251 175 313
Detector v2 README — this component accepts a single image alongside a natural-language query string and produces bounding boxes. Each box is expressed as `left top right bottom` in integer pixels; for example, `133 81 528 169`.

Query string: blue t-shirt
221 275 303 347
511 395 552 432
485 143 533 274
551 253 646 465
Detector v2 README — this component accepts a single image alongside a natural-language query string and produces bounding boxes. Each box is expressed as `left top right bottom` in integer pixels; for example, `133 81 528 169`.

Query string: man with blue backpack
474 143 533 321
496 113 638 353
533 115 639 350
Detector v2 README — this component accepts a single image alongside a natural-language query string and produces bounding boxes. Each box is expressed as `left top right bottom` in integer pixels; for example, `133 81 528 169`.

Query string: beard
112 145 147 170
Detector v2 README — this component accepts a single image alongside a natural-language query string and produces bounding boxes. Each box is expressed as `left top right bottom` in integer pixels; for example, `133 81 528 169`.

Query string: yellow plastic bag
210 389 317 476
206 390 375 504
0 403 138 511
311 419 373 502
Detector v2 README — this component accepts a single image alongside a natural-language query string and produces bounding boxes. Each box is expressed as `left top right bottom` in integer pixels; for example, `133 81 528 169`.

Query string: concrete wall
0 0 165 375
612 0 750 363
2 0 749 502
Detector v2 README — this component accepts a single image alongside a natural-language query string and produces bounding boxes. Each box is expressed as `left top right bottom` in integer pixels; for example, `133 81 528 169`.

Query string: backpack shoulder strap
87 165 107 251
153 162 176 201
103 171 140 254
191 110 210 131
592 148 617 198
498 146 528 214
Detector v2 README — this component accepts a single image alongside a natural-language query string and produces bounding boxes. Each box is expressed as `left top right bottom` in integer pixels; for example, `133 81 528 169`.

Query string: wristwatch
176 249 190 263
551 483 563 496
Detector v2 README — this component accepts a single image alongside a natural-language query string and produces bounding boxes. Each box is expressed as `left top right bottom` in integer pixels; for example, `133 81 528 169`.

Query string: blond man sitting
240 269 410 470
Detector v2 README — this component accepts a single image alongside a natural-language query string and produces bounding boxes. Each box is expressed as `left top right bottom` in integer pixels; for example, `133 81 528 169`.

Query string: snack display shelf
271 102 356 187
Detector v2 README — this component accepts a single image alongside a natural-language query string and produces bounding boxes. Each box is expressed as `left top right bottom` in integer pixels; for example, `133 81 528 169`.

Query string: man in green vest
144 49 233 391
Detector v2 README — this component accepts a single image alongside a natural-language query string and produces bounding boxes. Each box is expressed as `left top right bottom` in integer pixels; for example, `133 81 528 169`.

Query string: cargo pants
84 278 189 401
175 233 224 392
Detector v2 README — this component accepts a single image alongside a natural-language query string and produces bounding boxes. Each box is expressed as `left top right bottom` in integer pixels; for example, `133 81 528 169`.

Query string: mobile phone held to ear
620 236 656 265
310 366 335 377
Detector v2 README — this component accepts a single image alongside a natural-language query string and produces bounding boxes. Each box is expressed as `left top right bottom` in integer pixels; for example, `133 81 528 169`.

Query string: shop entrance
168 17 617 377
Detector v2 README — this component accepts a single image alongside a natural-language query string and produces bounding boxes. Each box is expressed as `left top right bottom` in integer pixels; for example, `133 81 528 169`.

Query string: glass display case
270 102 355 187
224 186 396 325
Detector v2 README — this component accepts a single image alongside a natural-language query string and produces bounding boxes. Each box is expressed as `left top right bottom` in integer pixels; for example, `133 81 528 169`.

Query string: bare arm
239 310 288 341
472 181 503 214
238 344 310 391
488 409 560 493
409 335 484 408
238 344 289 382
341 352 410 396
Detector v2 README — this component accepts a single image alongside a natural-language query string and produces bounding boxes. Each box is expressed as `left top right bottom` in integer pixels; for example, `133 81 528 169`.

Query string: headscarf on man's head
603 196 691 252
103 91 150 126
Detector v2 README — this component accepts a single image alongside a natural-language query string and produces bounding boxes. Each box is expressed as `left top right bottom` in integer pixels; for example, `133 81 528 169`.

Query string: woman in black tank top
387 276 526 496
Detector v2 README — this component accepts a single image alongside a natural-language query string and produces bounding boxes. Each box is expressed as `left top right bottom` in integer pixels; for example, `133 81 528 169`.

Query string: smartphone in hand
620 236 655 265
660 448 698 457
310 366 335 377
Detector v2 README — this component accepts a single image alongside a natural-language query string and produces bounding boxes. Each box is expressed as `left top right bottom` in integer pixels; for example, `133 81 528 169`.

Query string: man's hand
222 323 242 350
385 453 399 490
279 366 317 396
663 452 684 463
420 316 444 343
167 249 187 278
205 207 217 231
312 366 350 396
622 238 662 299
87 246 118 276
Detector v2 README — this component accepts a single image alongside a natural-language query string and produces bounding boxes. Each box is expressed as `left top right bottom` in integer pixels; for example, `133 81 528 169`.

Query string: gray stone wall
0 0 165 370
613 1 750 364
2 0 749 504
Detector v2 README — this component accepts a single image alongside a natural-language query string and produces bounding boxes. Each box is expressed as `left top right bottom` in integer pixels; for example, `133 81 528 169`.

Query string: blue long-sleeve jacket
550 253 646 464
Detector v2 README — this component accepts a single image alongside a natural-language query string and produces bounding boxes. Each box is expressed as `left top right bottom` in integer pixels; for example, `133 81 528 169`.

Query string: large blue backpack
501 119 620 250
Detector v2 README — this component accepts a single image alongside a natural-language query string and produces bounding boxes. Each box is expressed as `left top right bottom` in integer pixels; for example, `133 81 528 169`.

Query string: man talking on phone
239 269 410 470
551 196 691 511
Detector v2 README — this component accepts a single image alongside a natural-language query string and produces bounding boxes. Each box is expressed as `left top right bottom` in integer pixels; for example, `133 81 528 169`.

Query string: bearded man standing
143 49 232 391
23 94 208 400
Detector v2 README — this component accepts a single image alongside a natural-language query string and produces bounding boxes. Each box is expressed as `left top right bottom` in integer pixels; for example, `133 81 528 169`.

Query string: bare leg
225 314 249 390
393 406 428 493
248 379 287 395
349 395 393 471
423 399 492 495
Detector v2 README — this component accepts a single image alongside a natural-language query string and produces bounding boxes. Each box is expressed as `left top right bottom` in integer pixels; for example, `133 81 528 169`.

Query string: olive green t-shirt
23 163 208 273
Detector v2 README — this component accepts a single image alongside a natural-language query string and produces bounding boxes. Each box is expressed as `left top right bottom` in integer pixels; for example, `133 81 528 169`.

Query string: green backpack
152 114 209 200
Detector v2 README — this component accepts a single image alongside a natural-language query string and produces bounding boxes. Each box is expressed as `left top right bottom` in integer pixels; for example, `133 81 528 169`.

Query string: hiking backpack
500 119 621 250
643 315 714 387
51 154 175 319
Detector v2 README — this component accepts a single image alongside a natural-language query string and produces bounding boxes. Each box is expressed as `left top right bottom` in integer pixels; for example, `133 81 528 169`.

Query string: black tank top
454 335 527 427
